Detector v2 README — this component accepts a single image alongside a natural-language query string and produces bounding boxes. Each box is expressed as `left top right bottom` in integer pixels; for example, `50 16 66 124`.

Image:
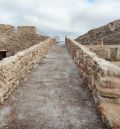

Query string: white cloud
0 0 120 37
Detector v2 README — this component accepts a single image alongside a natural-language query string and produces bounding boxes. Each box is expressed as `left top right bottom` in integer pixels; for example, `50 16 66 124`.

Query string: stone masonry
66 38 120 129
86 45 120 61
0 38 55 104
0 24 48 57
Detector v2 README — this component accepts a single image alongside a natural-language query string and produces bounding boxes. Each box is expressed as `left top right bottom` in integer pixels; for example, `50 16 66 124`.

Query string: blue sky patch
86 0 95 4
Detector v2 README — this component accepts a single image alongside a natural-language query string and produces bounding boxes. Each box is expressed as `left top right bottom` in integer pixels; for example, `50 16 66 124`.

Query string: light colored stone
98 103 120 129
65 38 120 129
0 25 49 57
0 38 55 103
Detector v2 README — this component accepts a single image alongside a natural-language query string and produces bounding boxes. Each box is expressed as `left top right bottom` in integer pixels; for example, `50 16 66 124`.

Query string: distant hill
76 19 120 45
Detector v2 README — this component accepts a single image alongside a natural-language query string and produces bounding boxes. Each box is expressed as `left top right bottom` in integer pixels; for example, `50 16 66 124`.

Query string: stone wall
76 19 120 45
0 24 49 57
66 38 120 129
86 45 120 61
17 26 36 34
0 38 55 103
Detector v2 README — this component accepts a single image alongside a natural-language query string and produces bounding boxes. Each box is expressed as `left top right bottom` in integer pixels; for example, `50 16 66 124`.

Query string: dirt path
0 44 105 129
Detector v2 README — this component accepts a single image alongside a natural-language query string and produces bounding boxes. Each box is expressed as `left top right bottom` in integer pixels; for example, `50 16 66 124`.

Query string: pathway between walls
0 44 106 129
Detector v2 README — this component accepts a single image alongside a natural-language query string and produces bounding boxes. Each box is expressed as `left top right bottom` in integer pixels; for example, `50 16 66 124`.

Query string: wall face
17 26 36 34
66 38 120 129
0 38 55 103
76 19 120 45
0 25 48 57
86 45 120 61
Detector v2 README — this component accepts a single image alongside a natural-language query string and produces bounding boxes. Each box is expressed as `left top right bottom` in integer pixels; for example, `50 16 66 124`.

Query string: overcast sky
0 0 120 37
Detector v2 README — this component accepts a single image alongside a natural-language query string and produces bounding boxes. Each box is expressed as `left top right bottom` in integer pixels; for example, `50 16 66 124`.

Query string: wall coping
0 38 53 64
69 39 120 77
85 44 120 48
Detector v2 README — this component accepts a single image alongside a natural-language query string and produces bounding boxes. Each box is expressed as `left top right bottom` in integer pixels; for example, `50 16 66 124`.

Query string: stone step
98 102 120 129
99 77 120 89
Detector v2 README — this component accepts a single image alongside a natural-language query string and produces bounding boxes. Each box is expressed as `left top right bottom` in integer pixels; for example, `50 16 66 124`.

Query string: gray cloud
0 0 120 37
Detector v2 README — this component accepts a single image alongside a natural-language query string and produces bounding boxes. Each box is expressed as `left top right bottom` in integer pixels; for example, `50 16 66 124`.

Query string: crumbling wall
0 38 55 103
86 45 120 61
0 25 49 57
17 26 36 34
66 38 120 129
0 25 15 56
16 26 49 54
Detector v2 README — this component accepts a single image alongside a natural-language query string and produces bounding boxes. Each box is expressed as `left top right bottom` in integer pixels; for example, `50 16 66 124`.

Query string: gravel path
0 44 105 129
